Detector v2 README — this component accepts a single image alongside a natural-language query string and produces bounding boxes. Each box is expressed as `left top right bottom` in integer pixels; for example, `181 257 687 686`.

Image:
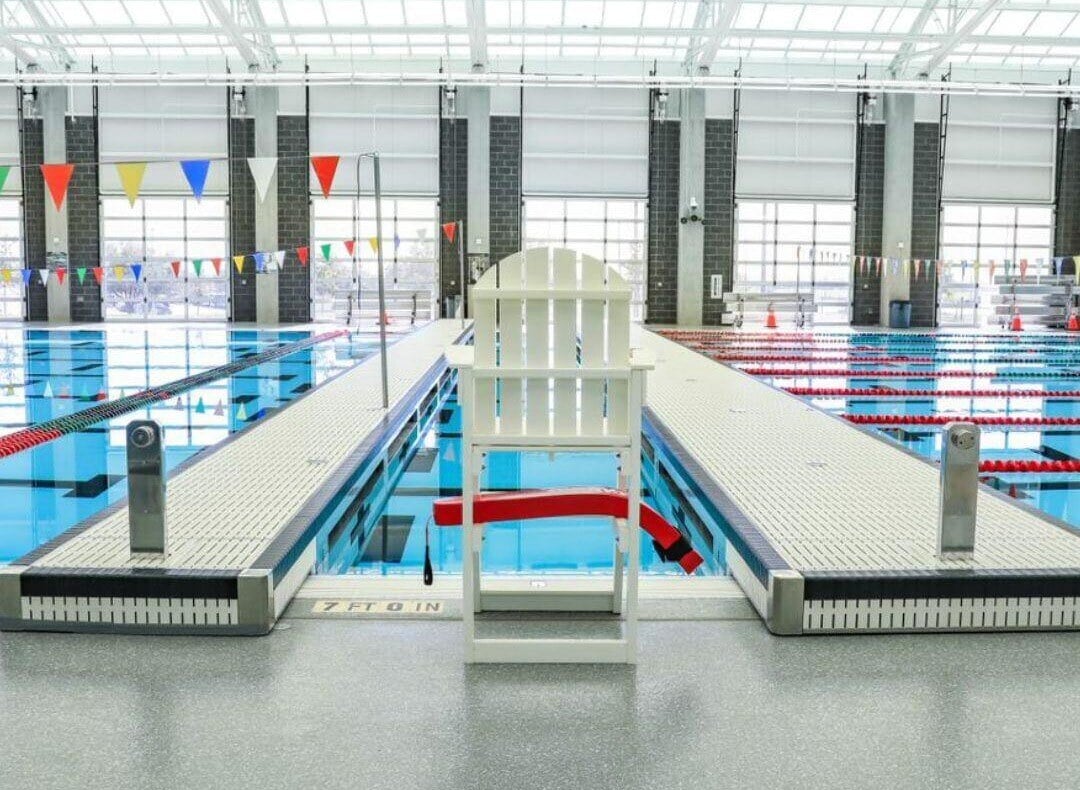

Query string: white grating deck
640 329 1080 574
29 320 465 572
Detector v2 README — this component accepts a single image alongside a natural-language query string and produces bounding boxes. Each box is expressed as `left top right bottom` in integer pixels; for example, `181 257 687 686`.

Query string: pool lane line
739 367 1080 378
981 459 1080 474
786 387 1080 399
844 414 1080 427
0 329 349 461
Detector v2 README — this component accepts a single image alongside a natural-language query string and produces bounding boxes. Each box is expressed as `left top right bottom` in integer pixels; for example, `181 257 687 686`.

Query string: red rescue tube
433 487 704 574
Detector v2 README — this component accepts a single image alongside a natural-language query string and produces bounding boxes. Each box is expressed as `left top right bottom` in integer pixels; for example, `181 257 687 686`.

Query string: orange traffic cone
1068 311 1079 332
1010 307 1023 332
765 303 778 329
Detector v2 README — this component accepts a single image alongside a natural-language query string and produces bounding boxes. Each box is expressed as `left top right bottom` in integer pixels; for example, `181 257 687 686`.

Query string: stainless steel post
458 219 466 326
373 153 390 409
938 421 980 558
127 420 167 554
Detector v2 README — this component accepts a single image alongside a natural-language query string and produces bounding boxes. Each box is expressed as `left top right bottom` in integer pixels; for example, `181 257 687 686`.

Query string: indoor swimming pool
0 326 379 563
665 329 1080 530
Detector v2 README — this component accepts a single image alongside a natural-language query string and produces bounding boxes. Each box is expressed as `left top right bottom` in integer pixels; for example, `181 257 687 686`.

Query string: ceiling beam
684 0 715 72
20 0 75 68
888 0 942 76
238 0 279 67
922 0 1007 74
466 0 486 69
695 1 743 72
203 0 260 68
0 31 37 65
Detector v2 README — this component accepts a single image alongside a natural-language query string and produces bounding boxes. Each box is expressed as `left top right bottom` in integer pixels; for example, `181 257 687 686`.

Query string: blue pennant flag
180 160 211 201
131 263 143 281
393 233 401 250
254 252 267 273
21 269 31 286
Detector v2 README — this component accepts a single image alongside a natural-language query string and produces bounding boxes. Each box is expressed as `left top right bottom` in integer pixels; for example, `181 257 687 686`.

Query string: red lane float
844 414 1080 427
739 367 1080 378
432 488 704 574
711 354 937 364
787 387 1080 398
980 459 1080 473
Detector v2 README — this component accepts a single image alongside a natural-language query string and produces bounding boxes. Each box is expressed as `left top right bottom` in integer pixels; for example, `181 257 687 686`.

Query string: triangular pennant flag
55 267 67 286
211 258 222 276
1020 258 1029 280
42 382 53 398
441 221 457 244
236 402 247 421
297 246 309 266
179 160 211 201
274 250 286 270
0 165 10 193
193 259 204 277
914 260 922 278
195 397 206 414
92 267 104 284
170 260 182 278
115 162 148 207
320 243 333 261
40 164 75 210
75 267 86 284
247 157 278 203
1074 257 1080 285
1 268 10 284
213 399 224 417
38 268 49 286
253 252 267 273
368 237 379 253
233 255 245 274
344 239 356 257
131 264 143 282
20 269 30 286
310 155 340 198
394 233 401 250
989 261 997 282
1055 257 1064 276
175 396 184 411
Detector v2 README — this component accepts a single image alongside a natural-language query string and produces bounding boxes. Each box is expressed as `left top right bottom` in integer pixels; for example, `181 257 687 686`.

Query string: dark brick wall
65 116 101 322
229 117 256 322
439 117 467 316
1055 128 1080 273
278 115 310 323
852 123 885 326
647 119 679 324
489 115 521 269
909 122 941 327
702 119 733 325
21 118 45 321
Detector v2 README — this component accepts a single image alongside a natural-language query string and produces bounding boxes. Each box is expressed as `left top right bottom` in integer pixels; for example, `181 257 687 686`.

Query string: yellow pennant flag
1074 256 1080 285
1 268 10 284
233 254 245 274
368 237 379 253
113 265 126 281
116 162 148 207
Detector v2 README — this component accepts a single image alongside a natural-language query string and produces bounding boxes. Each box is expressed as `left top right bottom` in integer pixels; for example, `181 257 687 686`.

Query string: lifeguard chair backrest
470 247 632 440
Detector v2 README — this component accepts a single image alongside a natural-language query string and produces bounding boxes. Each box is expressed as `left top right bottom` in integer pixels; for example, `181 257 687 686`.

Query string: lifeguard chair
439 247 656 664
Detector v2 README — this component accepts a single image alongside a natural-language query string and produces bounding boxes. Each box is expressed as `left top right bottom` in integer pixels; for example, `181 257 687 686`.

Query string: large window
101 197 229 321
939 204 1054 326
311 197 438 324
735 201 854 325
523 197 646 321
0 199 23 320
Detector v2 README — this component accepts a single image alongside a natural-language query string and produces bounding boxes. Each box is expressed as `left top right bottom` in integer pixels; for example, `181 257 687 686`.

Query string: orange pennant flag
441 221 457 244
212 258 223 276
40 163 75 210
170 260 182 278
310 156 340 198
344 239 356 257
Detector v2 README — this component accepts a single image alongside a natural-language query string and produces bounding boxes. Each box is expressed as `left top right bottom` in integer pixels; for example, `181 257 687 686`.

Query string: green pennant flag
0 165 10 193
75 267 87 284
192 258 204 277
320 243 333 261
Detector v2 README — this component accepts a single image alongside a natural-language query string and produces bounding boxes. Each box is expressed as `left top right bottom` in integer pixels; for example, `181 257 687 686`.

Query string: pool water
315 391 727 577
689 330 1080 531
0 326 378 564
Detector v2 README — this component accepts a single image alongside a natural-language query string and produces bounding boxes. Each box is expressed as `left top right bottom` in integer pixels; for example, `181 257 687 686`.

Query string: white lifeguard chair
444 247 653 664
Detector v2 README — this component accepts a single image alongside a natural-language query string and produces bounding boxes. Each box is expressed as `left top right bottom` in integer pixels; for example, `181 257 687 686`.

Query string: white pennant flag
274 250 286 271
38 268 50 286
247 157 278 203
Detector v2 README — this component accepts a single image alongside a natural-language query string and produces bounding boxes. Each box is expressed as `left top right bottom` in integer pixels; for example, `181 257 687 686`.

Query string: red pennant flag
212 257 223 276
310 156 340 198
170 260 182 278
441 221 457 244
297 246 309 266
56 267 67 285
40 163 76 210
91 267 104 284
344 239 356 257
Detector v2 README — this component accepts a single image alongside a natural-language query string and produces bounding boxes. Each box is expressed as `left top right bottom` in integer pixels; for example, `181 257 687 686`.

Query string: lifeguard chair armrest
445 345 475 369
630 348 655 370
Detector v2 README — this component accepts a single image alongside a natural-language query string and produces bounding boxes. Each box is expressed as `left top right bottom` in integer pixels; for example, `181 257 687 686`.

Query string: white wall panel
99 86 227 194
309 86 439 195
736 90 856 200
0 89 20 193
943 96 1056 203
705 88 735 119
522 87 648 196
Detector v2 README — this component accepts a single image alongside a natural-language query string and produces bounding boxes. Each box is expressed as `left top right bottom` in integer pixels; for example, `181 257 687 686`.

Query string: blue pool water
0 326 378 564
695 330 1080 530
315 392 727 577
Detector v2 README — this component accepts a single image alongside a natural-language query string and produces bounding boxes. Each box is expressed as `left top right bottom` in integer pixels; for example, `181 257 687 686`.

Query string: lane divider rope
844 414 1080 427
786 387 1080 398
739 367 1080 378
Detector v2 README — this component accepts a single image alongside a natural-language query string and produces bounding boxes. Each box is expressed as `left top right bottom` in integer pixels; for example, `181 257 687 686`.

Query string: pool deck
640 328 1080 634
0 320 466 635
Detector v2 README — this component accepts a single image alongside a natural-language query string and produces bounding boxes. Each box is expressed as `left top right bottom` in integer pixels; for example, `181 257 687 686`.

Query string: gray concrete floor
2 619 1080 790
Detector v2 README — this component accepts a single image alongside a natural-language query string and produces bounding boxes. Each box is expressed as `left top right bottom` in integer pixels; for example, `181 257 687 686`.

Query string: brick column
65 116 101 322
1055 128 1080 273
646 118 679 324
852 123 885 326
439 117 467 317
20 118 46 321
489 115 521 269
277 115 310 323
702 118 733 326
909 122 940 327
229 117 256 322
